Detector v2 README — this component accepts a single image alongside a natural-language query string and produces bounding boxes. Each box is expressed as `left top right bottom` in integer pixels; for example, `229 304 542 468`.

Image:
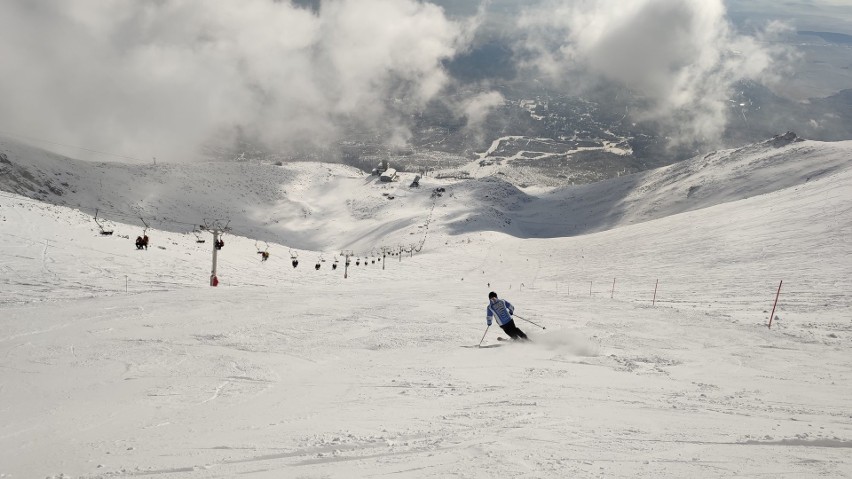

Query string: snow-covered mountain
1 134 850 478
2 132 849 248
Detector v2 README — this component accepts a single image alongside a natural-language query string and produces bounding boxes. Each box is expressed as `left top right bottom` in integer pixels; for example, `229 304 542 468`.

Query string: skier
486 291 528 341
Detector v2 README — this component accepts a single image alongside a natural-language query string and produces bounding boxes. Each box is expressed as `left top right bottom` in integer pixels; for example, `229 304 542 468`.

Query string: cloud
0 0 471 162
517 0 792 146
463 91 505 127
0 0 796 162
458 90 505 143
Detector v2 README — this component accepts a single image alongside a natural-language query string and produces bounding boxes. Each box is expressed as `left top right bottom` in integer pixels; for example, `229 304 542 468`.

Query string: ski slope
1 136 851 478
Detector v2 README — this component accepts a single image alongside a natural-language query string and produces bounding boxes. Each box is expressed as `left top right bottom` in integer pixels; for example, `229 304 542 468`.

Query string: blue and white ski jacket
486 299 514 326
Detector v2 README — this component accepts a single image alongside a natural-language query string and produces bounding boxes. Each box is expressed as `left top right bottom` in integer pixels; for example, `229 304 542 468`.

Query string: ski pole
477 325 491 347
514 314 546 330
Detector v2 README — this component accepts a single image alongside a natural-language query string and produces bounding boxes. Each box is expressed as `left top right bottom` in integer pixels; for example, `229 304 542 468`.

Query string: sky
1 134 851 478
726 0 852 32
0 0 818 163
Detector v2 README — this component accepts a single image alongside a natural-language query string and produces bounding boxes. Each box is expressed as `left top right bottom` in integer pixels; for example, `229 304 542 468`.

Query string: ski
496 336 532 343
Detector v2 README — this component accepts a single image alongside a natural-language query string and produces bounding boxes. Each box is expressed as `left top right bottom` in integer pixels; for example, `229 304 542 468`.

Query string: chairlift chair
135 230 150 251
256 241 271 261
137 217 151 249
93 209 114 236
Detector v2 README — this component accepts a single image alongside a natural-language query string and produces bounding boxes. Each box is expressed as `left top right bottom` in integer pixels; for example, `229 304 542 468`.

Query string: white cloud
0 0 797 161
0 0 470 161
518 0 793 145
463 91 505 128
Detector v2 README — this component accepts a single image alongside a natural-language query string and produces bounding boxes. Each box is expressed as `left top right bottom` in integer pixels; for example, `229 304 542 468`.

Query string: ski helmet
488 291 498 299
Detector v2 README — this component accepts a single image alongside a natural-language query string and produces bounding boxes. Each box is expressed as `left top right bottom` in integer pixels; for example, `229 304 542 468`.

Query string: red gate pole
768 280 783 329
652 279 659 306
611 278 616 299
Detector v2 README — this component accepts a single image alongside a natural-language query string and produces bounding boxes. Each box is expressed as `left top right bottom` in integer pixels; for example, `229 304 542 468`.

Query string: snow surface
1 137 851 478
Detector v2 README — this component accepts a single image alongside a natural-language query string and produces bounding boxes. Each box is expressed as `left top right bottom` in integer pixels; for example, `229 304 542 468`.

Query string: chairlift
290 249 299 268
136 217 150 250
332 256 339 270
193 229 206 243
93 209 114 236
256 241 270 262
213 231 225 250
356 258 361 266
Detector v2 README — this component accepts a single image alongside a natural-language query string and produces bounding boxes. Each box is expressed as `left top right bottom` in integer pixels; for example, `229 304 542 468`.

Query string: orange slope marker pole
767 280 783 329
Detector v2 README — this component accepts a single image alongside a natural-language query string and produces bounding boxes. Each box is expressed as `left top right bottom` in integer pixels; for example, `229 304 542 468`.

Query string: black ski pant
500 320 528 341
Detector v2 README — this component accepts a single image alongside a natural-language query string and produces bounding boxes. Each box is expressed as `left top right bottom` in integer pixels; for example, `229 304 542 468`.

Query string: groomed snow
1 137 851 478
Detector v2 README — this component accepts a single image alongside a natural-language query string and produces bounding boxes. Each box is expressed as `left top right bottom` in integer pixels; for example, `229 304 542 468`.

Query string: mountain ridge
1 133 850 250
